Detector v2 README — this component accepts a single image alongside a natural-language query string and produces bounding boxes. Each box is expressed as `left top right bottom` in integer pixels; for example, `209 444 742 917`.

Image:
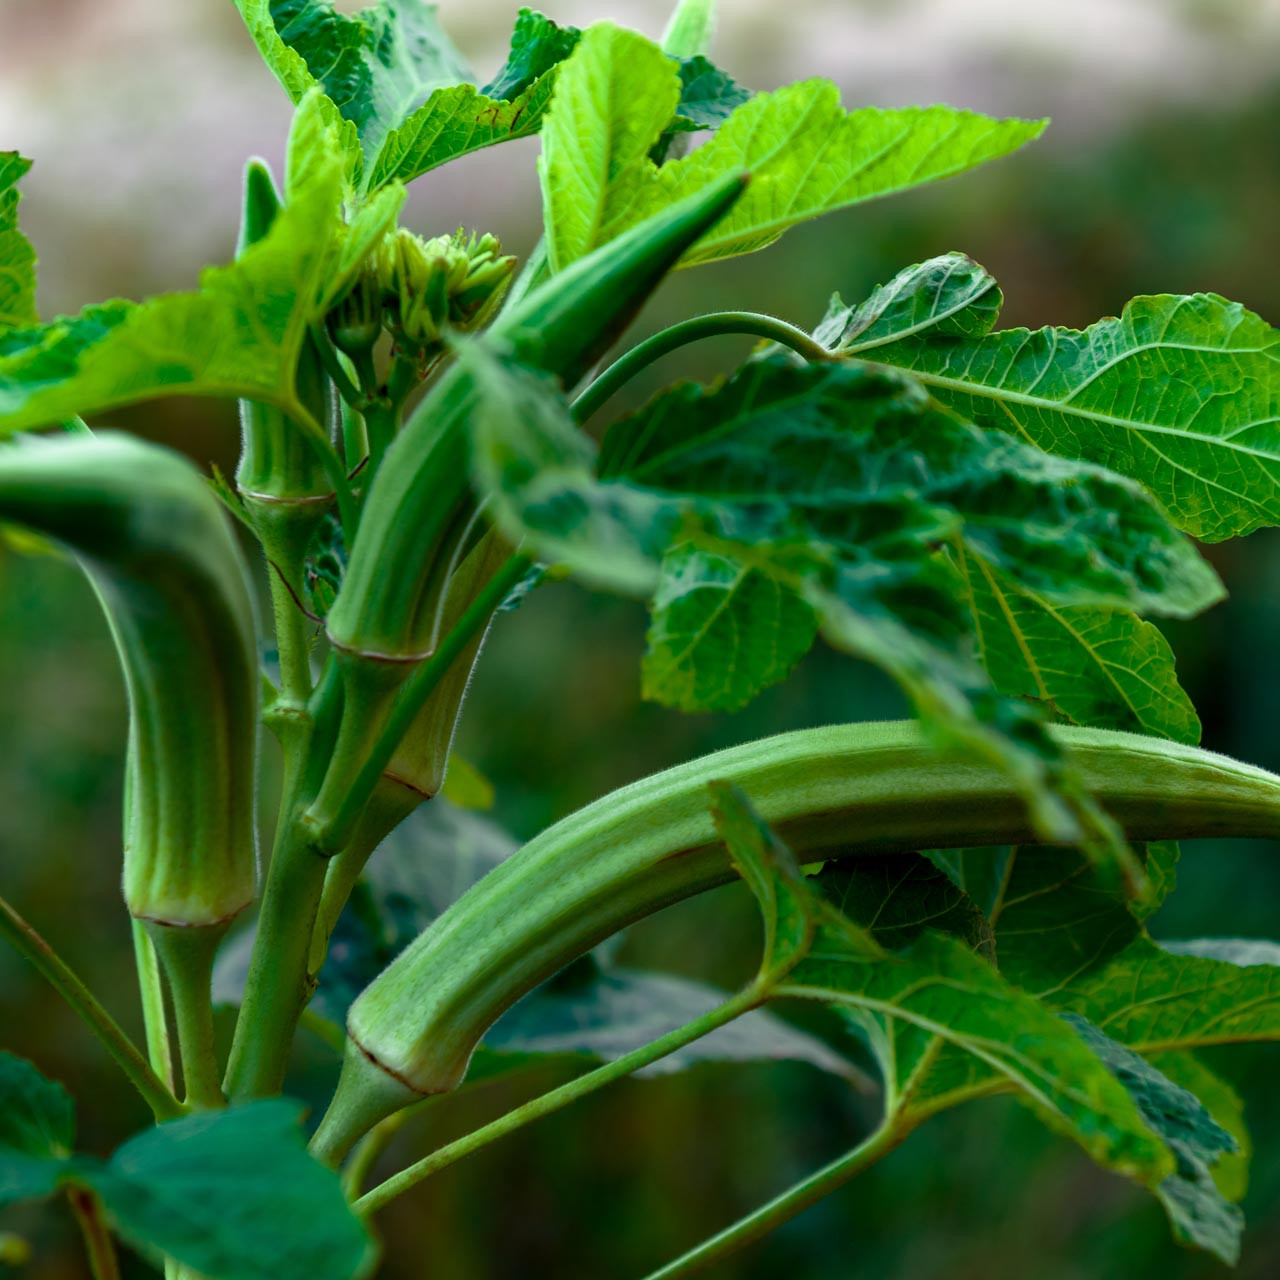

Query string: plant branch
0 893 183 1120
68 1188 122 1280
148 925 226 1109
571 312 834 424
131 919 174 1092
640 1120 908 1279
354 981 764 1216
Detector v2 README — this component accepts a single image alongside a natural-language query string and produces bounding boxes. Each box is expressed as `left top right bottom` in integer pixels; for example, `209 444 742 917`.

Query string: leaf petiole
571 310 834 424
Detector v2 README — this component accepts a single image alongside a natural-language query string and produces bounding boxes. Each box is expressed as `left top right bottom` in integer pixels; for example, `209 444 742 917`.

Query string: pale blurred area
0 0 1278 313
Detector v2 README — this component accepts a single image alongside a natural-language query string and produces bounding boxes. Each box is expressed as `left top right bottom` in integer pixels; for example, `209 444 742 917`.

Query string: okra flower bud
0 433 259 928
311 721 1280 1159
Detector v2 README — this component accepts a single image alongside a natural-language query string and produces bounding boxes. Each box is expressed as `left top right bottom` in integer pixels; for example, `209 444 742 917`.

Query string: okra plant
1 0 1279 1275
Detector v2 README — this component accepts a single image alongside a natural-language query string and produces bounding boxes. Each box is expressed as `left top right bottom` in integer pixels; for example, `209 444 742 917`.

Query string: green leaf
91 1102 374 1280
662 0 717 58
469 341 1219 878
0 1054 74 1204
0 94 402 434
826 253 1280 541
539 25 684 272
0 154 37 329
708 781 818 982
440 753 495 809
541 35 1046 271
481 8 581 101
1148 1051 1251 1204
778 921 1173 1184
642 543 817 711
235 0 472 162
956 547 1201 744
1064 1015 1242 1265
668 56 751 133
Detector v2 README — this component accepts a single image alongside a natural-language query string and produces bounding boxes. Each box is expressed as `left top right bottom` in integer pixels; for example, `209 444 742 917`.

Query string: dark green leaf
825 253 1280 541
643 544 817 711
0 1053 74 1204
1064 1015 1242 1265
303 509 346 619
91 1102 374 1280
0 153 37 329
541 27 1046 270
481 8 581 101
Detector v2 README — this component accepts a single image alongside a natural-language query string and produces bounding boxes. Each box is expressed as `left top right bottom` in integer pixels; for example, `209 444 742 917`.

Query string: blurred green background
2 0 1280 1276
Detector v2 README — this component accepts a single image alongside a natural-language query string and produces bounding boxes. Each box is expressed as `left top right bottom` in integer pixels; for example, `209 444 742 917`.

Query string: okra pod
0 433 259 928
313 721 1280 1156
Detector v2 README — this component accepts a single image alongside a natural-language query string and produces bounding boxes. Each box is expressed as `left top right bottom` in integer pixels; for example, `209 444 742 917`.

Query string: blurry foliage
2 31 1279 1280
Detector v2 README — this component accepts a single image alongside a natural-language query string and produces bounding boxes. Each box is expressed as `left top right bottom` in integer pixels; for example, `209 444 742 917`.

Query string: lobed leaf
825 252 1280 541
0 95 402 435
541 31 1045 270
0 154 37 329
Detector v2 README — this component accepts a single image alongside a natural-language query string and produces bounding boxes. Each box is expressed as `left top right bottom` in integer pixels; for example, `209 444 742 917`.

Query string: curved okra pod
0 433 259 1106
311 721 1280 1159
302 174 749 854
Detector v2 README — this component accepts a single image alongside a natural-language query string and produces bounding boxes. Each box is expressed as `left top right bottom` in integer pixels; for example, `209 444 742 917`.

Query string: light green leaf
662 0 717 58
368 10 582 189
1064 1015 1242 1265
643 543 817 711
708 780 818 982
234 0 472 165
539 25 683 272
542 38 1045 270
0 1054 74 1205
827 253 1280 541
956 546 1201 744
440 752 495 809
0 154 37 329
0 95 402 434
92 1102 374 1280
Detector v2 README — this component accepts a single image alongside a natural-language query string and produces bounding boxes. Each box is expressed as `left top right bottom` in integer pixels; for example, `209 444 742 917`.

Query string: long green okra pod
312 721 1280 1159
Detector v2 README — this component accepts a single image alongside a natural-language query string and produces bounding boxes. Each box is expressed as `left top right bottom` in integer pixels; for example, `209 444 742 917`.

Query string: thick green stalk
641 1122 907 1279
571 311 834 423
131 920 174 1091
345 723 1280 1099
0 894 182 1120
342 982 765 1201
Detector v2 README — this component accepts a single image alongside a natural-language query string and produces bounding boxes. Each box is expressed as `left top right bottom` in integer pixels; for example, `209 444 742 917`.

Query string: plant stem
571 312 834 423
307 553 532 854
131 919 174 1091
354 982 764 1216
640 1121 907 1279
68 1188 122 1280
148 924 226 1108
0 893 182 1120
342 1112 409 1200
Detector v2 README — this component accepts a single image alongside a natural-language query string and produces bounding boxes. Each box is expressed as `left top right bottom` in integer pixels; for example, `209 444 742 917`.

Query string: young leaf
90 1102 374 1280
956 546 1201 744
650 57 753 166
825 253 1280 541
0 1054 74 1204
1063 1015 1242 1265
0 154 37 329
643 544 818 711
0 94 401 434
541 31 1046 270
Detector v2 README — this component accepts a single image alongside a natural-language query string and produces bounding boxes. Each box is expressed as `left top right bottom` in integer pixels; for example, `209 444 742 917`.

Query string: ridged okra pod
305 174 749 851
312 721 1280 1157
0 432 259 930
